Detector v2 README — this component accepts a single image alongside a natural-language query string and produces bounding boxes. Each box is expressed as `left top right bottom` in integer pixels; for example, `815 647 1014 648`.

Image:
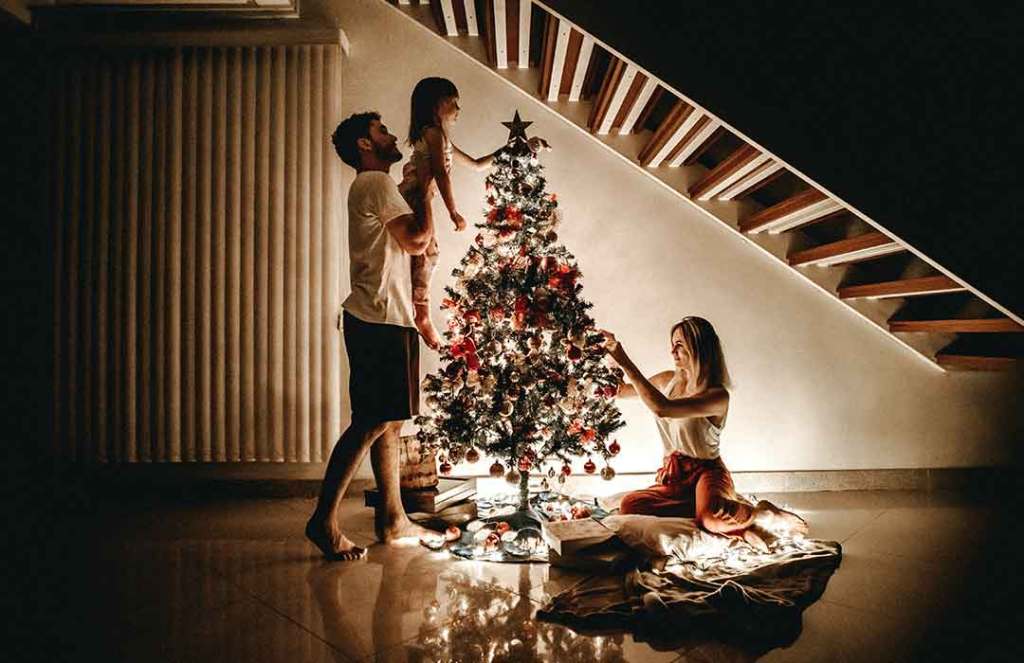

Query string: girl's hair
671 316 731 390
408 77 459 144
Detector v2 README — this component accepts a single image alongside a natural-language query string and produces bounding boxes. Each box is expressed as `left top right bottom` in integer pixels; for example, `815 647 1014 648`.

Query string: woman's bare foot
306 517 368 561
376 515 438 545
414 307 441 351
742 524 779 553
755 500 809 537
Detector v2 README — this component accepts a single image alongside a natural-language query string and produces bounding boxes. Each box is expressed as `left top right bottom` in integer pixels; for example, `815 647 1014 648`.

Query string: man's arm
385 211 431 255
364 172 433 255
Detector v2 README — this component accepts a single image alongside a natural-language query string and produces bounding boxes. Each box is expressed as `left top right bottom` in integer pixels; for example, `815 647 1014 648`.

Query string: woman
602 317 807 551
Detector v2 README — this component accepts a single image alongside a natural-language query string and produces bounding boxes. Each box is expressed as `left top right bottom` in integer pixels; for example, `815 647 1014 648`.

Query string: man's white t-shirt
342 170 416 329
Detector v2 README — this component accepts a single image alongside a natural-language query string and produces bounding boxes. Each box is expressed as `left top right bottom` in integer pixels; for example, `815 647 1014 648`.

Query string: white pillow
601 514 710 558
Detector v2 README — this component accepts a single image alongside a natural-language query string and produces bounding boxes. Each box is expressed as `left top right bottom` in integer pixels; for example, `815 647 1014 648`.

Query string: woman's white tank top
654 375 723 459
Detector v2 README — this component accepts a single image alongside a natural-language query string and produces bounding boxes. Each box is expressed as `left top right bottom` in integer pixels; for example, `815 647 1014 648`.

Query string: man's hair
331 111 380 169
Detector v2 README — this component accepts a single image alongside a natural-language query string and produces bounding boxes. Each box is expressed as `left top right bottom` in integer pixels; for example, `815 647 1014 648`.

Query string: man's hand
450 210 467 231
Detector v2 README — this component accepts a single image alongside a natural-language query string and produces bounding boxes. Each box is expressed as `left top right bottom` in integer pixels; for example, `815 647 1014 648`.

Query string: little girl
400 77 547 349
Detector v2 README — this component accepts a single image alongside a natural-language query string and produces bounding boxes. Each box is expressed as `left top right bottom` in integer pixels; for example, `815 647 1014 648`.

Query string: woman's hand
599 330 627 364
527 136 551 153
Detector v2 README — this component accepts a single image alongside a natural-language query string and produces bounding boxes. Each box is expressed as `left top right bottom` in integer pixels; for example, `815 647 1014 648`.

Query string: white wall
329 0 1023 478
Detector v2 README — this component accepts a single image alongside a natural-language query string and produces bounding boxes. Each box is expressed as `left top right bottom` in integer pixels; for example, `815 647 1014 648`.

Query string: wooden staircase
388 0 1024 371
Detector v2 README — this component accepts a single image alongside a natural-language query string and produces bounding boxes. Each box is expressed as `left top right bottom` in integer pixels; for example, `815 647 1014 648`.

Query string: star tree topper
501 110 533 144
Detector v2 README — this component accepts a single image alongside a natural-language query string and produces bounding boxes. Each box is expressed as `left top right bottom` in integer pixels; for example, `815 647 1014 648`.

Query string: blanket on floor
537 514 842 655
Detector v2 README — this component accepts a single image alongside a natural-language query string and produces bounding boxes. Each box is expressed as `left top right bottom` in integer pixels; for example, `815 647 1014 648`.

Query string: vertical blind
51 44 344 463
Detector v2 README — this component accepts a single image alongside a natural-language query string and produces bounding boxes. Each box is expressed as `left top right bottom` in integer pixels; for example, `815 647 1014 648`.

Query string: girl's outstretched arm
452 136 550 173
452 143 496 173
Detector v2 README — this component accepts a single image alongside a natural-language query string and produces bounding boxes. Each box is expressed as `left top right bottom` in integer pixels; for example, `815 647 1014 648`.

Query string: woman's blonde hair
671 316 731 390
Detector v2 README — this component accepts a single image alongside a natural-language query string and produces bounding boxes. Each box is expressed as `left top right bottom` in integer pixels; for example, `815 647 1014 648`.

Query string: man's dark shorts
343 311 420 423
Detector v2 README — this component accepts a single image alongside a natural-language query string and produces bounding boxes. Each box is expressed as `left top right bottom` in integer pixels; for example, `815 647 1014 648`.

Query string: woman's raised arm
615 370 672 399
601 330 727 420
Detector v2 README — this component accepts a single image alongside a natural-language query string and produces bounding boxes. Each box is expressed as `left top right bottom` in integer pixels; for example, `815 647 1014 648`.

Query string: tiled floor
20 489 1022 662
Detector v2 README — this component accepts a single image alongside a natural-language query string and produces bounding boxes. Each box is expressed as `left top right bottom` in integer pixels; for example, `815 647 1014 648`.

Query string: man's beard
376 142 402 164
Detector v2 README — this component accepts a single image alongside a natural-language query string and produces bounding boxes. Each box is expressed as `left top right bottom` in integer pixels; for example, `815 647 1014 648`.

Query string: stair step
838 275 964 300
890 318 1024 333
935 354 1019 371
788 232 904 267
740 188 844 234
688 145 764 201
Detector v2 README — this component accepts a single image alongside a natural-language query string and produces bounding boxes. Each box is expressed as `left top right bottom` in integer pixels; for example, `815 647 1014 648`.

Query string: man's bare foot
376 515 438 545
755 500 809 537
306 517 367 561
414 307 441 351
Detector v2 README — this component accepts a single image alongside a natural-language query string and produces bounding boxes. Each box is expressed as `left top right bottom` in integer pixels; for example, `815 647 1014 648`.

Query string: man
306 112 437 560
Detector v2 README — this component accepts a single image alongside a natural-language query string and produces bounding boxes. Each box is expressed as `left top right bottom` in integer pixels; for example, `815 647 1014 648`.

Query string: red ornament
483 532 501 551
608 440 621 456
518 456 532 472
513 295 529 330
451 336 480 371
463 309 482 324
549 270 577 291
583 458 597 474
465 448 480 464
580 428 596 443
506 206 521 221
439 461 452 475
489 461 505 478
495 521 511 535
487 207 500 222
561 464 572 477
571 504 592 519
567 344 583 361
602 385 618 398
489 305 506 321
445 525 462 542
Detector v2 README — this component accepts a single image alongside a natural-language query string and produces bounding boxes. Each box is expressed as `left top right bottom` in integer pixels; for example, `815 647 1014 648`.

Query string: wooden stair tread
687 145 761 200
788 232 903 267
740 188 843 234
935 354 1019 370
890 318 1024 333
838 275 964 300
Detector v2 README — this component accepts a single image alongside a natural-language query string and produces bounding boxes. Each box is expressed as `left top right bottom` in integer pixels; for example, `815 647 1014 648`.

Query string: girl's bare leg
411 237 441 349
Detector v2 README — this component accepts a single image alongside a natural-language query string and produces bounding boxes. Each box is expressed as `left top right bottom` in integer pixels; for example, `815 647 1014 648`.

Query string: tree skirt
444 492 613 563
537 515 842 656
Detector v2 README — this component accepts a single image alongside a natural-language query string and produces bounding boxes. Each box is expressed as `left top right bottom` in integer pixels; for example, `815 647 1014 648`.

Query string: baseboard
75 463 1018 499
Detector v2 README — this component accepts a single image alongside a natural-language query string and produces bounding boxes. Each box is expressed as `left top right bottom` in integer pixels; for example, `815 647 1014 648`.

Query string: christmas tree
415 112 625 511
